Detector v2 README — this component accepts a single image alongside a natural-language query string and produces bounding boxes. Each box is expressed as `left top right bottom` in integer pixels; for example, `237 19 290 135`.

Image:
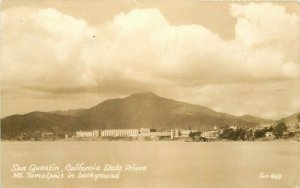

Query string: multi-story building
146 131 171 137
173 129 180 138
92 130 101 137
140 130 171 137
76 130 100 137
140 128 156 134
170 129 198 139
180 130 193 137
101 129 139 137
202 130 219 139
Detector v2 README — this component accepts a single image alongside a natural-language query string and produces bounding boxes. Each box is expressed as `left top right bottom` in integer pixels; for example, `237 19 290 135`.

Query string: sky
1 0 300 119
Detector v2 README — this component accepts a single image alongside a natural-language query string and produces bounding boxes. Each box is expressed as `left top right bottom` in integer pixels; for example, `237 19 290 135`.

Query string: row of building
75 128 200 139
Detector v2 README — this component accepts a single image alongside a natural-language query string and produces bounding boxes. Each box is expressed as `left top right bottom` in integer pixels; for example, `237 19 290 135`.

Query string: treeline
254 122 287 139
219 122 288 141
219 127 250 141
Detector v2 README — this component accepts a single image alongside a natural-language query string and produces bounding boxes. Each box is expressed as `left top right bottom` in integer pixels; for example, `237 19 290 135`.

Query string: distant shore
2 137 299 142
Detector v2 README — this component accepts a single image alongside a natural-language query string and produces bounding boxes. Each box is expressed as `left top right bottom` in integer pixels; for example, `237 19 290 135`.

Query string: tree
296 114 300 129
189 131 201 139
297 114 300 122
273 122 287 139
246 129 254 140
220 128 236 140
254 130 265 139
236 128 247 141
219 127 248 141
220 128 235 140
268 127 273 132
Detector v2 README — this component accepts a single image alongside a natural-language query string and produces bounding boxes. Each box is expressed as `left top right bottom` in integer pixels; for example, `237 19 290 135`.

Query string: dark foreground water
1 141 300 188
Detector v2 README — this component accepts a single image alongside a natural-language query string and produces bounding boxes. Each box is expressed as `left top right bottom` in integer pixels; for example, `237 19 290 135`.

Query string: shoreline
2 138 299 143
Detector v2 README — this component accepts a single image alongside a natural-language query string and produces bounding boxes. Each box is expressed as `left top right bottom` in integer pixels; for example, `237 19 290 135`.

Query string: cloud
1 3 299 118
163 80 300 119
230 3 300 79
2 7 96 89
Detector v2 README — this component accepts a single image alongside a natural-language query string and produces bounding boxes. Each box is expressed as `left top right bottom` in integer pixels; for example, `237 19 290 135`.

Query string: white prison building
76 130 100 137
101 129 139 137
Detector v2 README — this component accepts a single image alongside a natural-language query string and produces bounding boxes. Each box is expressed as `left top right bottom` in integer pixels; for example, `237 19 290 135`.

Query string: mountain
238 115 271 124
49 109 84 116
1 92 274 138
277 112 300 123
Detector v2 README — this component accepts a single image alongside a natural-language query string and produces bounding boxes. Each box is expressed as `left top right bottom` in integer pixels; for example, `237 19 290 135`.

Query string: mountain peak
126 92 160 99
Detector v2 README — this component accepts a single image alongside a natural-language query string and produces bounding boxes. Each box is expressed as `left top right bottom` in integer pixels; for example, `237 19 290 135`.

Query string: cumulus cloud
1 3 299 118
2 7 95 87
162 80 300 119
230 3 300 79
